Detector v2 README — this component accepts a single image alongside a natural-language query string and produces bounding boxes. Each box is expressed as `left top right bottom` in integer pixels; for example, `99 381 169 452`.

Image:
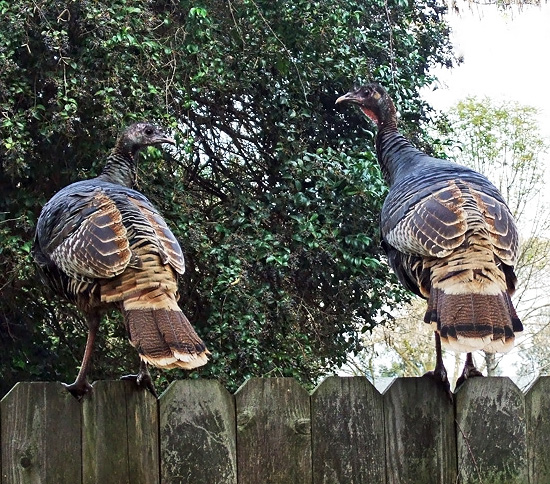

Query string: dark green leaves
0 0 455 395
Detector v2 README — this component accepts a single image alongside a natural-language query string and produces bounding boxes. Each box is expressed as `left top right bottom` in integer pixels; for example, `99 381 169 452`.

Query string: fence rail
1 376 549 484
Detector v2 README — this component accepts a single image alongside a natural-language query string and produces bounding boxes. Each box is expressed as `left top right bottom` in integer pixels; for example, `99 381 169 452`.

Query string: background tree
342 298 434 383
0 0 456 397
352 97 550 386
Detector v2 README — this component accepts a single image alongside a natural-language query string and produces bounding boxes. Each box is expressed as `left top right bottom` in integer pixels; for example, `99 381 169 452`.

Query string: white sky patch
424 2 550 141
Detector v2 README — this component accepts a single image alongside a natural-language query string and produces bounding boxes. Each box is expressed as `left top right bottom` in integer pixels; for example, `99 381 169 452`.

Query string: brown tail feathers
123 288 209 369
423 238 523 354
100 251 209 369
425 286 523 353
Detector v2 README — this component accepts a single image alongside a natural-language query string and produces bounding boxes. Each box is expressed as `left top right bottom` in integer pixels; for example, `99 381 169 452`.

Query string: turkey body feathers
34 178 207 369
336 84 522 357
379 130 522 353
35 180 184 287
33 123 208 398
380 136 518 265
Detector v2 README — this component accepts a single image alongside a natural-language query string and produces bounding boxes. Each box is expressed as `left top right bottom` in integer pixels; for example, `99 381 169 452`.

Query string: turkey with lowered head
336 84 522 396
33 122 209 399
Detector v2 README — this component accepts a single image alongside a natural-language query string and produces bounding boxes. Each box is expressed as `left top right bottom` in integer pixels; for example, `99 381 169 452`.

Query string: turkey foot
423 366 453 403
455 352 483 389
63 380 93 400
121 361 158 398
423 332 453 402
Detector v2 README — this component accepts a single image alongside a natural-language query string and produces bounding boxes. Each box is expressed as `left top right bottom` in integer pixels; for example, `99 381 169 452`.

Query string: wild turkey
33 122 209 399
336 83 522 395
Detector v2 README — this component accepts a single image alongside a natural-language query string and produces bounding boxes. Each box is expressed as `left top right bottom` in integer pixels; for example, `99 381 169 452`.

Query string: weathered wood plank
525 376 550 484
82 380 158 484
125 380 159 484
384 377 456 484
159 379 237 484
0 382 81 484
235 378 312 484
311 376 385 484
455 377 527 484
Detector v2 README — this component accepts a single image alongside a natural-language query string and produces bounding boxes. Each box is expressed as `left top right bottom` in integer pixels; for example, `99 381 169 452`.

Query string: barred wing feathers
382 170 518 265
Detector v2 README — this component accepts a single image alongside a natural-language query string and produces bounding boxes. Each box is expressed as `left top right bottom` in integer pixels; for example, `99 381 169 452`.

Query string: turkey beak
335 91 361 106
159 135 176 146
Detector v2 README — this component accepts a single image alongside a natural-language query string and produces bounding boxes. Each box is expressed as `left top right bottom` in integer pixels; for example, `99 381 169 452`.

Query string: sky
423 1 550 141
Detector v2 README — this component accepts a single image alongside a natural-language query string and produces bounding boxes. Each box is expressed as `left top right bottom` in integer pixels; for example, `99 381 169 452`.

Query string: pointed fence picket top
0 382 81 484
159 379 237 484
455 377 528 484
383 376 457 484
81 380 159 484
311 376 385 483
525 376 550 484
235 377 312 484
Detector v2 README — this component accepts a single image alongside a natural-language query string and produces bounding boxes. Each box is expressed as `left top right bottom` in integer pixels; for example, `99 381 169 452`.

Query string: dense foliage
0 0 455 396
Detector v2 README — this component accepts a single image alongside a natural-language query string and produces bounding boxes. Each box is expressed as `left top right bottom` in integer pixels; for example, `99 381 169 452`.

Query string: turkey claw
423 369 453 403
120 372 158 398
63 380 93 401
455 367 484 389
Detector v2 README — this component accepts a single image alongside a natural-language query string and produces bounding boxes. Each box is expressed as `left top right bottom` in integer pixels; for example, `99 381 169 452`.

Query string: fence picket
235 377 312 484
526 376 550 483
82 380 159 484
0 382 81 484
311 376 385 484
383 377 457 484
159 379 237 484
455 377 528 484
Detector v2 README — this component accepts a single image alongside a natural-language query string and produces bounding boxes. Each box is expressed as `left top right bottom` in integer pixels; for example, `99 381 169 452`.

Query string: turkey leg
423 332 453 402
63 312 99 400
455 352 483 388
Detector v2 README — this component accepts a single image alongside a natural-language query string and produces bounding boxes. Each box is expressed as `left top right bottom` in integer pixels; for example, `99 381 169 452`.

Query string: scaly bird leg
455 352 484 389
121 359 158 398
423 332 453 402
63 313 100 400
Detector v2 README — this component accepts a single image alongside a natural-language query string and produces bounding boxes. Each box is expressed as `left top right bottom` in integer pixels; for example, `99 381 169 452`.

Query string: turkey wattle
336 84 522 394
33 122 209 399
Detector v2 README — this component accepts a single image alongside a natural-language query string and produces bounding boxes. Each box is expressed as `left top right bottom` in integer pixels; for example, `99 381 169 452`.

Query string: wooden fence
1 376 549 484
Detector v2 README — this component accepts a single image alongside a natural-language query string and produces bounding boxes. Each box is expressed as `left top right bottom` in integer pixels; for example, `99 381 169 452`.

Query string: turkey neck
375 126 430 187
96 149 137 188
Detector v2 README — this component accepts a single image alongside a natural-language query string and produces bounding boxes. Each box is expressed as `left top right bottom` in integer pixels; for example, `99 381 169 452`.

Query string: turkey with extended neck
336 83 523 397
33 122 210 399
